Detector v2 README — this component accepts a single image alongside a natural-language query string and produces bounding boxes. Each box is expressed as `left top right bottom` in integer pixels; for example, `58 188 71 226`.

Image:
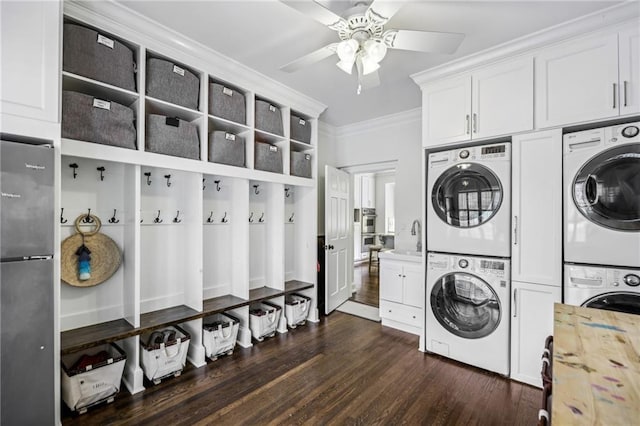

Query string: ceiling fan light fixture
360 54 380 75
363 39 387 63
336 39 359 62
336 59 355 74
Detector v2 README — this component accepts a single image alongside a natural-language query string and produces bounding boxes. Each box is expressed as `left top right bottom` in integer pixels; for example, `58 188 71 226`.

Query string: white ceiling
119 0 620 127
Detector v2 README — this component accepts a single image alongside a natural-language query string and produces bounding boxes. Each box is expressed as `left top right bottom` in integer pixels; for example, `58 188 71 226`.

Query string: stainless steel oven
362 208 376 233
362 233 376 253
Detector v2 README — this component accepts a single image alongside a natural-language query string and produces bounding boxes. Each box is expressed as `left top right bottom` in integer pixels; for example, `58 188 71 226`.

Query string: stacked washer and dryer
425 143 512 375
563 122 640 314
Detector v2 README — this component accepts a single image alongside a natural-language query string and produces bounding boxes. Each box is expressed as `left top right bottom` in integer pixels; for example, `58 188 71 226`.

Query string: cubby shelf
60 280 313 355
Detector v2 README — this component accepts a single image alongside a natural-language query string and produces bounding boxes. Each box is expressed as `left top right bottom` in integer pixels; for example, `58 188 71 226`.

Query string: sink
379 249 422 262
388 250 421 256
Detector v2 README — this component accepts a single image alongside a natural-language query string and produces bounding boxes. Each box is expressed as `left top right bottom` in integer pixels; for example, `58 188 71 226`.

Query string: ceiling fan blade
382 29 465 54
280 0 347 30
366 1 404 25
361 70 380 90
280 43 338 73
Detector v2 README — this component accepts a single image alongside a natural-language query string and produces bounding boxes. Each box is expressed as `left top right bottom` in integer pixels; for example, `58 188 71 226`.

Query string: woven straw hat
61 214 122 287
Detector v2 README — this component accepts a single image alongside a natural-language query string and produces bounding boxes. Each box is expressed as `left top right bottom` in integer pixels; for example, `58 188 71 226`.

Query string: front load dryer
564 122 640 267
427 142 511 257
426 252 510 375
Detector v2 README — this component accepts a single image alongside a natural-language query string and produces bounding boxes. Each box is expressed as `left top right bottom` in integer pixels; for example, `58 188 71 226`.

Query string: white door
422 74 471 147
325 165 352 314
619 25 640 116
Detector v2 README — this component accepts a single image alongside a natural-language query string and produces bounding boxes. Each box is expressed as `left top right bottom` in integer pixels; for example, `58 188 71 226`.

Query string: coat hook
154 210 163 224
144 172 152 185
82 208 94 223
109 209 120 224
259 212 265 223
253 184 260 195
284 187 291 198
289 212 295 223
173 210 181 223
203 178 206 190
221 211 228 223
97 166 106 181
249 212 254 223
69 163 78 179
207 211 214 223
215 180 221 192
60 208 68 224
165 174 172 187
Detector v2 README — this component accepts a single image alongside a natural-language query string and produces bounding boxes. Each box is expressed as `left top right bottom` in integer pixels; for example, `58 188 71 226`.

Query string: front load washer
565 264 640 315
564 122 640 267
426 252 510 375
427 142 511 257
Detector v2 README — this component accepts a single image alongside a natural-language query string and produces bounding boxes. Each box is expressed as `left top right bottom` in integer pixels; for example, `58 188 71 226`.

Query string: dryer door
572 143 640 231
431 163 502 228
583 292 640 315
430 272 501 339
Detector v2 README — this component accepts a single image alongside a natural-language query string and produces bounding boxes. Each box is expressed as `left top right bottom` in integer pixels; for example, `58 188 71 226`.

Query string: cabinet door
402 264 424 308
619 25 640 116
535 32 619 128
422 75 471 147
472 56 533 139
354 175 362 209
354 224 362 261
510 281 561 388
366 174 375 208
512 130 562 286
379 260 403 303
0 1 60 123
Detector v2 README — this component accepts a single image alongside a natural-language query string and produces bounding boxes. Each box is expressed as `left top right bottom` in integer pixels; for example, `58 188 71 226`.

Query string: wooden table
552 303 639 425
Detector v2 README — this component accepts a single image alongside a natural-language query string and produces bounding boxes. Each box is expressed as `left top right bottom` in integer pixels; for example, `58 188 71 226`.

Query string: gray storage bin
255 100 283 136
63 23 136 91
62 91 136 149
290 115 311 144
209 83 246 125
208 131 245 167
255 141 283 174
146 114 200 160
291 151 312 178
147 58 199 110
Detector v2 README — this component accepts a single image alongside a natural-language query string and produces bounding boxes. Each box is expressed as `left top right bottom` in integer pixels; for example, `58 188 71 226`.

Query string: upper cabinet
535 24 639 128
422 56 533 147
360 174 375 208
1 0 61 124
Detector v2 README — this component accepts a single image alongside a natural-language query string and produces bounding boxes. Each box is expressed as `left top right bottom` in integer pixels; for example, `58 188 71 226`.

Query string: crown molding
411 2 640 86
64 0 327 118
335 108 421 139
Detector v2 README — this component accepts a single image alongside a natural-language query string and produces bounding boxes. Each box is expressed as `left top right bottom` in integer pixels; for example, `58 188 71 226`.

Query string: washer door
583 292 640 315
573 144 640 231
431 163 502 228
430 272 501 339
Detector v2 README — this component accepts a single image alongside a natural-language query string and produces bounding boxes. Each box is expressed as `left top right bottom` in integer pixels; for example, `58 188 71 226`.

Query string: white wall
318 108 422 252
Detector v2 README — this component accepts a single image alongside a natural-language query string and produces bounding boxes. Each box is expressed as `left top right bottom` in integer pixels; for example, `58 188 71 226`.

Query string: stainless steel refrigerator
1 140 55 424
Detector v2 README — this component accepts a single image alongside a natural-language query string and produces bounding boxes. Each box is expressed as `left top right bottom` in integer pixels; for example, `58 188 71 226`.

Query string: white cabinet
535 26 640 127
422 56 533 147
360 174 375 208
379 257 423 335
353 174 361 209
619 25 640 116
512 129 562 286
510 281 561 387
1 0 60 123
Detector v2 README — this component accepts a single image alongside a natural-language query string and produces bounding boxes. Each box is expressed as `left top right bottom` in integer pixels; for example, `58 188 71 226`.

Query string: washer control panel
567 265 640 290
607 121 640 144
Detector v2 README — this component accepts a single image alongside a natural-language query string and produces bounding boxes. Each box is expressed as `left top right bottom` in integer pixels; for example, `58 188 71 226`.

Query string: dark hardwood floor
349 262 379 306
62 312 541 425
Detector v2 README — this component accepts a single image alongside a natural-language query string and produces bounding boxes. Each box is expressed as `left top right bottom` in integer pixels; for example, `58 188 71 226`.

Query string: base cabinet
510 281 561 387
379 257 423 335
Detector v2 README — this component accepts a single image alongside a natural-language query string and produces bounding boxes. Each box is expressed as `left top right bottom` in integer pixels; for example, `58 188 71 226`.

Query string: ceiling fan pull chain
357 83 362 95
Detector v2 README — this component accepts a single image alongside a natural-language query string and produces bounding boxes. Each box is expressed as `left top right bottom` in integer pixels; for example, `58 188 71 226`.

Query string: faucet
410 219 422 253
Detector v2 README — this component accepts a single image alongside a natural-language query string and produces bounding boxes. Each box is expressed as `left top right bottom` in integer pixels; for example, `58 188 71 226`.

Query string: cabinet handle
624 81 628 107
398 274 402 277
465 115 470 134
613 83 617 109
513 288 518 318
472 113 477 133
513 216 518 245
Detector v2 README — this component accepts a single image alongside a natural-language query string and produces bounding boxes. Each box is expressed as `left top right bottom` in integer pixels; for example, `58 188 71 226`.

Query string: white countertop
378 249 422 263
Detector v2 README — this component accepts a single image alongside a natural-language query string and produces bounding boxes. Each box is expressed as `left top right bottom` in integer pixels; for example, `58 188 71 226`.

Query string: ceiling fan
279 0 465 93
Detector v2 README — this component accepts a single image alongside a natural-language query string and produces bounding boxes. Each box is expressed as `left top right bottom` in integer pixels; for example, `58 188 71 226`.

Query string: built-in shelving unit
58 0 324 399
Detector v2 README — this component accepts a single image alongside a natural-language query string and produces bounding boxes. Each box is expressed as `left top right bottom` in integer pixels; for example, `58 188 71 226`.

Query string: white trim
335 108 421 138
341 160 398 175
411 2 640 86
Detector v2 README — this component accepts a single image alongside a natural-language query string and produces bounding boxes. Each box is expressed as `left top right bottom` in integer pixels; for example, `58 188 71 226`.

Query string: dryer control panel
607 121 640 144
566 264 640 290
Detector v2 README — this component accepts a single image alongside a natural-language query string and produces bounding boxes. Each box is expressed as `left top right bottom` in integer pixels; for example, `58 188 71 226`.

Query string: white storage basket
249 301 281 341
203 313 240 360
61 343 126 414
285 293 311 328
140 325 190 384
